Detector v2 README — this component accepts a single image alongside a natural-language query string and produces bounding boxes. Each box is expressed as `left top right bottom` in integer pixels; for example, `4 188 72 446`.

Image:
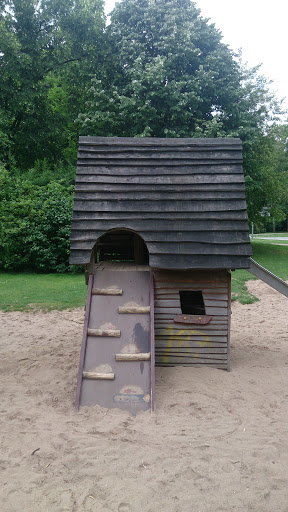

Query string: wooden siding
153 270 230 369
70 137 252 269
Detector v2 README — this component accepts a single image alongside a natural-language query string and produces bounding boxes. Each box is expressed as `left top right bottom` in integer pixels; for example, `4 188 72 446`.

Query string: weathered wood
78 136 242 146
74 191 247 201
155 335 228 342
70 136 251 271
150 254 252 269
72 210 248 221
115 353 151 361
73 199 247 213
155 338 227 354
173 314 212 325
75 274 94 412
92 287 123 295
82 371 115 380
118 306 150 314
75 173 245 185
155 355 227 364
156 361 228 368
87 328 121 337
154 299 228 308
150 272 155 413
71 229 249 245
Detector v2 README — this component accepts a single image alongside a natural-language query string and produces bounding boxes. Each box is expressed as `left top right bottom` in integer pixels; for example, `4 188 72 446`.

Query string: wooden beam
87 328 121 337
118 306 150 314
83 371 115 380
115 353 151 361
92 288 123 295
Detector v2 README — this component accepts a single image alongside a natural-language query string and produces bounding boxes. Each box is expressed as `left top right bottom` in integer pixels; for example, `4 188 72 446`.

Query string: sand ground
1 280 288 512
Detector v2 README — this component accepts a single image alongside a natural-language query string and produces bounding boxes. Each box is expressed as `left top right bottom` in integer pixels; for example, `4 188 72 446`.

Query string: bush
0 166 74 272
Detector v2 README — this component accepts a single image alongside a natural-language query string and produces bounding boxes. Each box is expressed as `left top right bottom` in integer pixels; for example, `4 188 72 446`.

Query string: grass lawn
0 239 287 311
0 272 87 312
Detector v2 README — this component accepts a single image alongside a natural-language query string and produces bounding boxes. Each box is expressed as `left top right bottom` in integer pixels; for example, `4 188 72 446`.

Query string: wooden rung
92 288 123 295
118 306 150 314
115 353 151 361
88 328 121 337
83 371 115 380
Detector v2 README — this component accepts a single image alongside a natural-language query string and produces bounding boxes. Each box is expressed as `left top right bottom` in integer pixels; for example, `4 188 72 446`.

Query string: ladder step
115 353 151 361
118 306 150 314
88 328 121 337
92 288 123 295
83 371 115 380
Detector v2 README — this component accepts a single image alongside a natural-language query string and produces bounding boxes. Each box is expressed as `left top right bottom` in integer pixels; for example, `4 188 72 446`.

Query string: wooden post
85 247 96 284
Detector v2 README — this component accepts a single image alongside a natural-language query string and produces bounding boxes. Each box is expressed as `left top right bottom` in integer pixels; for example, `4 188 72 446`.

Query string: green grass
232 241 288 304
0 272 87 312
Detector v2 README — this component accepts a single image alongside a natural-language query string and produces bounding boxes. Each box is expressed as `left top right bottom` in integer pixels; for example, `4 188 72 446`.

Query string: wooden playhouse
70 136 253 413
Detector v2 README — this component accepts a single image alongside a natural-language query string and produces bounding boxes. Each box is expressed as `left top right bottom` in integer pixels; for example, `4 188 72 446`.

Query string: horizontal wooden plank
155 337 227 352
155 334 228 341
77 148 242 160
78 136 242 147
154 270 229 283
75 170 245 180
92 288 123 295
155 347 227 354
73 199 247 213
155 323 228 331
155 356 227 364
154 299 228 307
83 372 115 380
74 190 246 201
154 292 229 300
75 174 245 185
150 254 252 269
115 353 151 361
118 306 150 314
87 328 121 337
71 210 248 221
155 362 228 368
70 220 250 234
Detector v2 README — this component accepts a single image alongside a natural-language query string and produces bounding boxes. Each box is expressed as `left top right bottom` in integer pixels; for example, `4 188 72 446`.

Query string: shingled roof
70 136 252 269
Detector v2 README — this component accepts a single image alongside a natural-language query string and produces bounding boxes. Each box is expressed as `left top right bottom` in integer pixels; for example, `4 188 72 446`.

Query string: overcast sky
104 0 288 113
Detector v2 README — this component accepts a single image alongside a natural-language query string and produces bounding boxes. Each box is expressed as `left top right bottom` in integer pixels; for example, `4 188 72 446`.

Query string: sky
104 0 288 113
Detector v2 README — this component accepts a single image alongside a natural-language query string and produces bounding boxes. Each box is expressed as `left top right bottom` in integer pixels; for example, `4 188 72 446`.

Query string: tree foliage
0 0 105 169
0 166 74 272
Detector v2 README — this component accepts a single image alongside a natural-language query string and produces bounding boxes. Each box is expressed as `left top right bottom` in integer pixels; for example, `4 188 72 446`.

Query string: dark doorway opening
179 290 205 315
95 230 149 264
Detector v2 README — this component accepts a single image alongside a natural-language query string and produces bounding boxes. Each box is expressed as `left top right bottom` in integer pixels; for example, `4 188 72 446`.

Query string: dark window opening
179 290 205 315
96 231 149 264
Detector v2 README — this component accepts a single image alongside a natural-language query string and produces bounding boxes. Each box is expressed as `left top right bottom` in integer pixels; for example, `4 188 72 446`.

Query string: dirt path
1 280 288 512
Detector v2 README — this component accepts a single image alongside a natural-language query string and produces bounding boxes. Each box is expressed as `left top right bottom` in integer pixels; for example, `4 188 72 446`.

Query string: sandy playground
1 279 288 512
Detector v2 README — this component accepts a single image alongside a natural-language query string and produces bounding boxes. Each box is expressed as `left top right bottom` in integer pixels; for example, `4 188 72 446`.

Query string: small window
179 290 205 315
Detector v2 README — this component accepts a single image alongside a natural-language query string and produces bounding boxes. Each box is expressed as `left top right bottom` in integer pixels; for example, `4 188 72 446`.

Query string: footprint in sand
118 503 131 512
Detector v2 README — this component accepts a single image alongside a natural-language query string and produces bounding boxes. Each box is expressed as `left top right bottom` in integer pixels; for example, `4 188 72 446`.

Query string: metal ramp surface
75 265 155 414
248 258 288 298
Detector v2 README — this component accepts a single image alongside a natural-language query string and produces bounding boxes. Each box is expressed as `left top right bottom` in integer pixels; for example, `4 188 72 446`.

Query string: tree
0 0 105 169
78 0 242 137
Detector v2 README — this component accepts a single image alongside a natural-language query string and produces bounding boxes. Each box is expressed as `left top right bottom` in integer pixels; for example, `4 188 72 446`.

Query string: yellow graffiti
158 325 212 364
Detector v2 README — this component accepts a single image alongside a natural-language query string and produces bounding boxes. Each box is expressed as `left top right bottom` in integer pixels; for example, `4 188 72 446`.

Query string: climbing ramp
75 264 155 414
248 258 288 298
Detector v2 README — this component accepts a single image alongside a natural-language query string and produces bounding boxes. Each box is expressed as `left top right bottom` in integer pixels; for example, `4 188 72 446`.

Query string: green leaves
0 0 105 169
0 167 74 272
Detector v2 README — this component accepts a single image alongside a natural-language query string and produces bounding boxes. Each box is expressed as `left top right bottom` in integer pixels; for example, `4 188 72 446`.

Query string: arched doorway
94 229 149 265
